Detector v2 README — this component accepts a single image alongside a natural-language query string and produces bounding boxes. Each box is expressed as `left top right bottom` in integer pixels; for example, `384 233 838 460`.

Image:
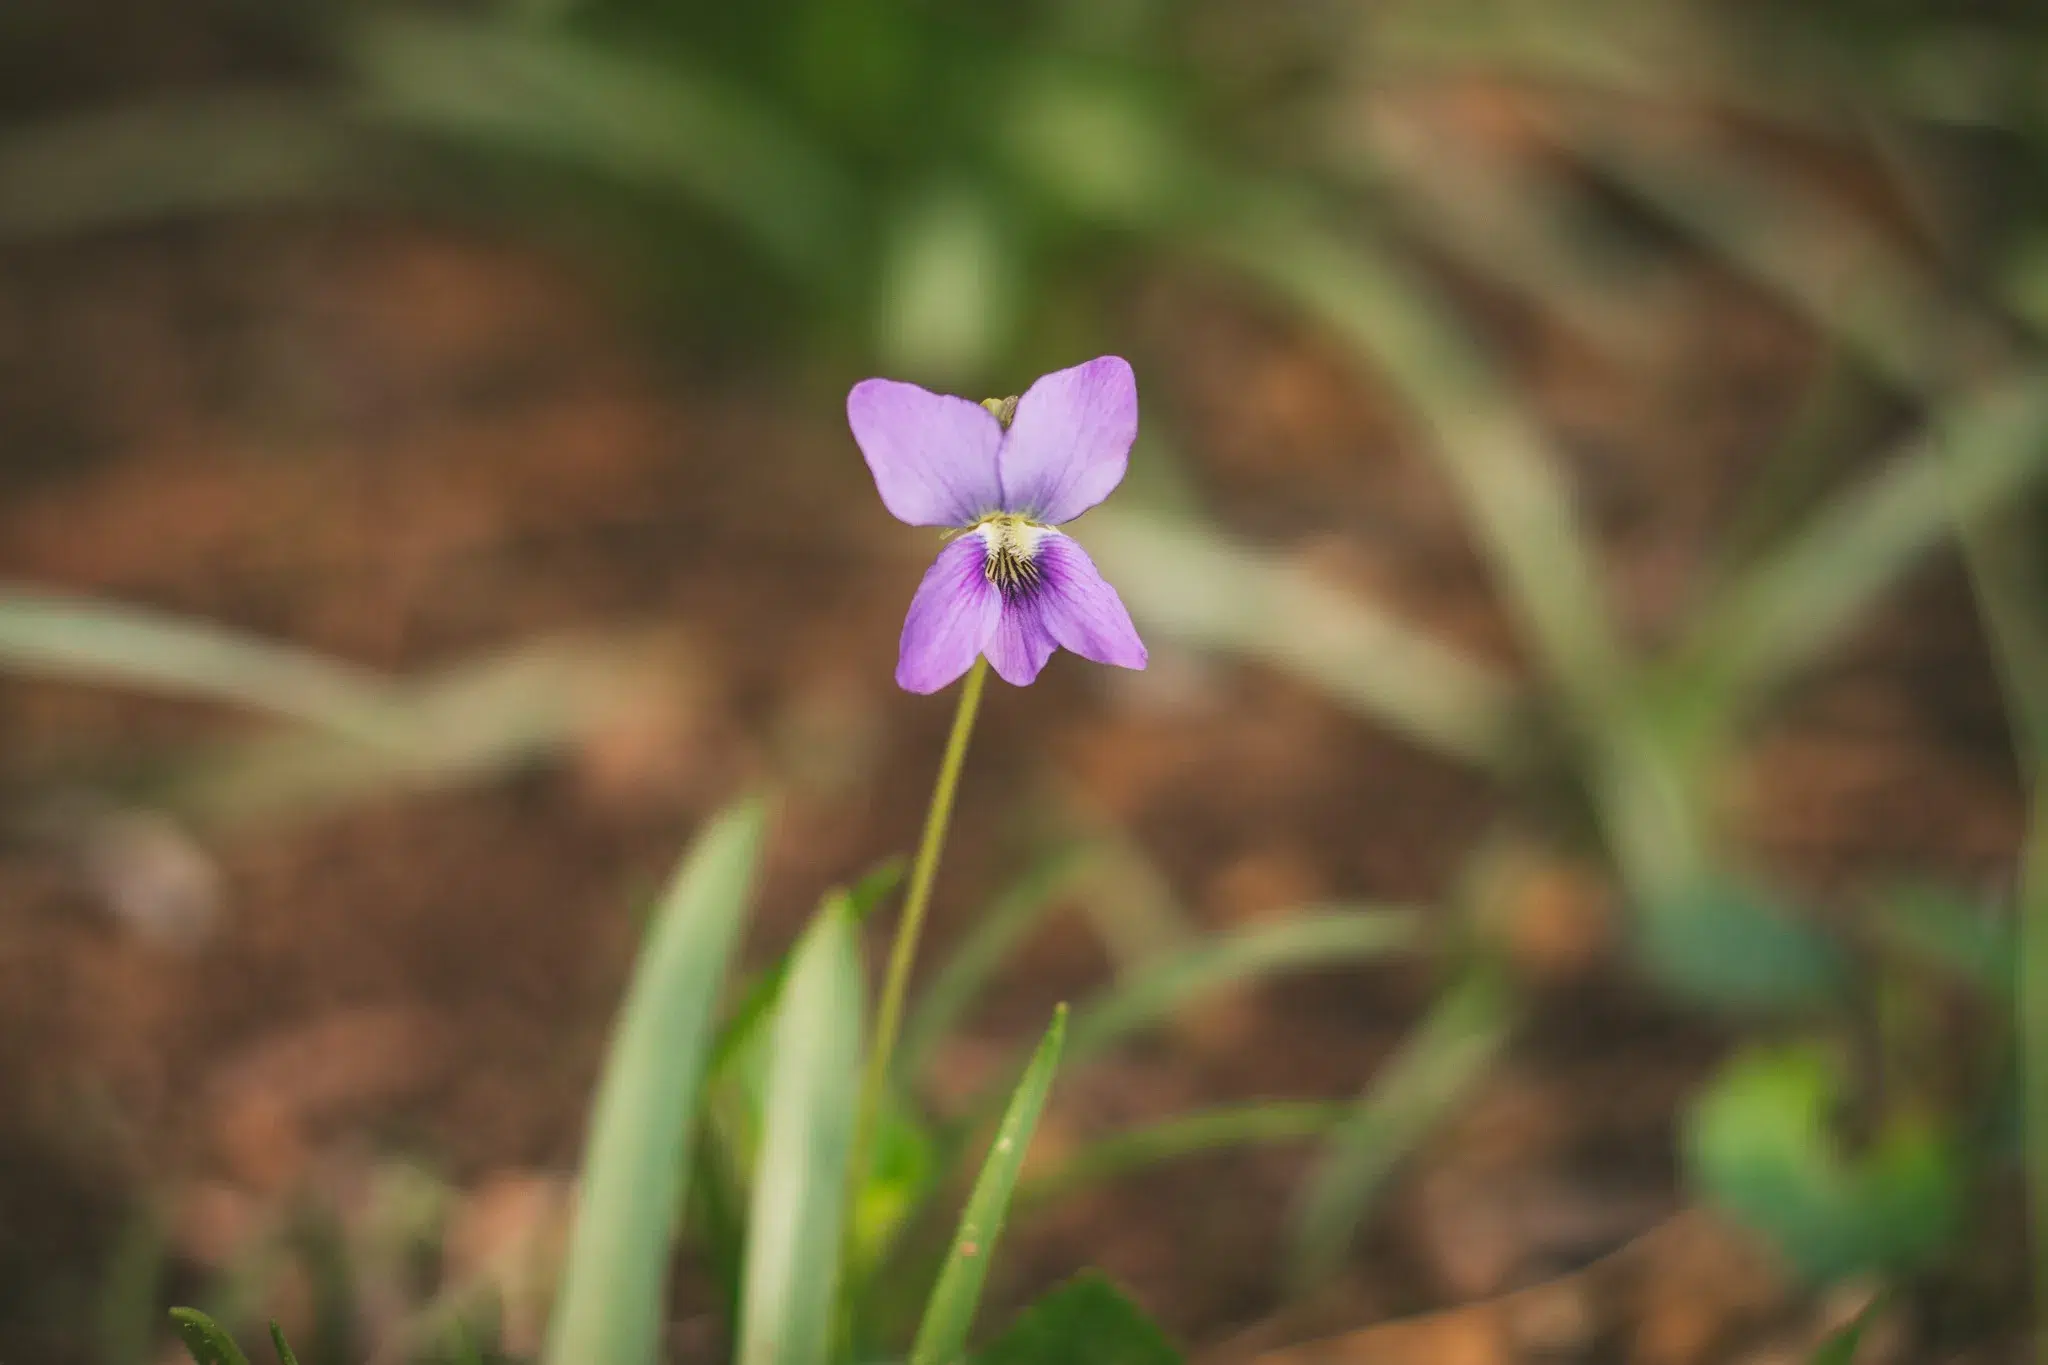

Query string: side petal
897 535 1002 693
849 378 1005 527
983 594 1060 687
997 356 1138 524
1034 533 1148 671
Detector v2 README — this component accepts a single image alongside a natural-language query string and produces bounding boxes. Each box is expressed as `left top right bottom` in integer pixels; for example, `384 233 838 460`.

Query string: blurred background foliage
2 0 2047 1362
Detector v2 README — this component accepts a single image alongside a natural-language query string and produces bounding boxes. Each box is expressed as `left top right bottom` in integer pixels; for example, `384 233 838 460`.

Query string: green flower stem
849 655 991 1205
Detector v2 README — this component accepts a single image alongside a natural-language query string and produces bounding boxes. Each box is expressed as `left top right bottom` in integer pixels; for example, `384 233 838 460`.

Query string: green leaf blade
912 1005 1069 1365
735 896 864 1365
167 1309 252 1365
542 800 767 1365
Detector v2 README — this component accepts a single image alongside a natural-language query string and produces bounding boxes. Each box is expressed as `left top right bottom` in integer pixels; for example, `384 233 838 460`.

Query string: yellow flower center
974 513 1047 598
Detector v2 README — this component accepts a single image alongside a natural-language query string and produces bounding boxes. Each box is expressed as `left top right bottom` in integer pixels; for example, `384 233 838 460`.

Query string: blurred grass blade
1871 882 2013 1002
1066 830 1196 970
1677 377 2048 723
266 1324 300 1365
1067 909 1424 1064
1200 183 1700 902
711 858 903 1079
1361 2 1745 116
167 1310 251 1365
900 847 1094 1080
1288 970 1513 1291
1202 197 1629 722
736 897 863 1365
161 632 644 831
1362 3 1973 132
1564 117 1980 397
1808 1296 1883 1365
344 13 855 280
1361 121 1666 367
1949 484 2048 1351
1017 1101 1350 1211
1586 716 1709 903
1950 486 2048 770
0 584 401 740
1019 80 1626 722
998 65 1203 233
98 1203 166 1365
1081 511 1519 769
443 1321 489 1365
876 178 1020 385
2018 798 2048 1356
543 802 767 1365
911 1006 1068 1365
0 94 376 240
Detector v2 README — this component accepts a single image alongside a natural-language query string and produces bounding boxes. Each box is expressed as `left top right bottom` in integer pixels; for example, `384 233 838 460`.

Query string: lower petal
984 596 1059 686
897 535 1001 693
1034 533 1148 671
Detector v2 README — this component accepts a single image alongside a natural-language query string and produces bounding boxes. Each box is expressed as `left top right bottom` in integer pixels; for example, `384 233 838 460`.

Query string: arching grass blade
0 584 399 740
1016 1100 1350 1211
1287 969 1513 1291
1066 909 1423 1064
1083 510 1519 770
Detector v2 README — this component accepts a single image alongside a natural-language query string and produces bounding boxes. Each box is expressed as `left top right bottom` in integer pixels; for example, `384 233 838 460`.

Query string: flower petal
997 356 1138 525
983 594 1059 686
849 378 1005 527
1034 533 1148 671
897 535 1001 693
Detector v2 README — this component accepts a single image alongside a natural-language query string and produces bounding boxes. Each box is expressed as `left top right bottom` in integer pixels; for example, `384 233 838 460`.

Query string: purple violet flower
849 355 1150 693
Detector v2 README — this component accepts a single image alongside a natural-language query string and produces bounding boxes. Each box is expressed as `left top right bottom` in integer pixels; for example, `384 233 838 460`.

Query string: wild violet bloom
850 356 1149 693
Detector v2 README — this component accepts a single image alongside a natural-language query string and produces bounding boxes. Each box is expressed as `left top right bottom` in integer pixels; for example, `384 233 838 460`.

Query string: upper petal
897 534 1002 693
849 378 1005 527
1033 532 1148 671
996 356 1138 525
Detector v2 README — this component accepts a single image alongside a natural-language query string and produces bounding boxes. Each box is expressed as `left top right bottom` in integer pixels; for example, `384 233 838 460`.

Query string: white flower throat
974 513 1048 598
